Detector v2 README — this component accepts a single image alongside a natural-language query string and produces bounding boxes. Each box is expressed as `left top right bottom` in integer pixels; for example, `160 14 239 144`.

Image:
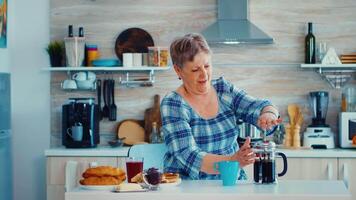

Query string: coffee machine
62 98 100 148
303 91 335 149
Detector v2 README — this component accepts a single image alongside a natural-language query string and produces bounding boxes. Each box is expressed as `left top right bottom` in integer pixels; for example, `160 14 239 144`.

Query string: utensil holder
65 37 85 67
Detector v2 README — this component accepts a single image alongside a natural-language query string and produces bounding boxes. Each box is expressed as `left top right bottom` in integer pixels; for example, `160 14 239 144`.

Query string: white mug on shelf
72 72 96 81
123 53 133 67
61 79 77 90
133 53 142 67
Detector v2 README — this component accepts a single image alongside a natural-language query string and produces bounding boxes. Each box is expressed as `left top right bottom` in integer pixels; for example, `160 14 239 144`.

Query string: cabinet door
338 158 356 199
47 156 117 200
275 158 338 180
47 156 118 185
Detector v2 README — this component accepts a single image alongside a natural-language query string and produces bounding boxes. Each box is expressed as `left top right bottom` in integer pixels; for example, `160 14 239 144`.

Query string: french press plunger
253 140 288 184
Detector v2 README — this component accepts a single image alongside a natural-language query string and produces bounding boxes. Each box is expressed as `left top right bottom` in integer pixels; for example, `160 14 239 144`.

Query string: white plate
115 188 148 193
79 184 118 191
159 178 182 188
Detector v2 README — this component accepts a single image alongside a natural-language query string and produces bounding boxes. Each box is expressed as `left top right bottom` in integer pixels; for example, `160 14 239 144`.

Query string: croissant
82 166 125 178
80 176 124 185
161 173 180 183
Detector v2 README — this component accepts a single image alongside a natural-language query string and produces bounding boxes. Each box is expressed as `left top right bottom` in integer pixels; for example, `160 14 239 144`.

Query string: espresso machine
62 98 100 148
303 91 335 149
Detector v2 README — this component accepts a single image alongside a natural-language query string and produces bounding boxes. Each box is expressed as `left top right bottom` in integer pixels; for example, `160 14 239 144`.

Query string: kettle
253 140 287 184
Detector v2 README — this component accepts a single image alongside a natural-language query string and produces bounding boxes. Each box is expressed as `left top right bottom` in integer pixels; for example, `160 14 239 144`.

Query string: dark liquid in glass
253 160 276 183
126 161 143 183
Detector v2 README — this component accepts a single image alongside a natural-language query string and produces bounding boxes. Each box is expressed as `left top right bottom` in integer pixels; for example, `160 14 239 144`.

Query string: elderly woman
161 33 281 180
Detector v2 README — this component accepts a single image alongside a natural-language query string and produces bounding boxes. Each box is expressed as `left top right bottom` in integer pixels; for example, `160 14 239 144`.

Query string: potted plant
46 40 65 67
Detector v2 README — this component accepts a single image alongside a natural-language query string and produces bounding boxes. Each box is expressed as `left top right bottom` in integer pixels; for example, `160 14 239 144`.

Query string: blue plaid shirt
160 77 272 180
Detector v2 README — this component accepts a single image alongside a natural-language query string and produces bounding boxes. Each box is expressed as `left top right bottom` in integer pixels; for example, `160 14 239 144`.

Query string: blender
303 91 335 148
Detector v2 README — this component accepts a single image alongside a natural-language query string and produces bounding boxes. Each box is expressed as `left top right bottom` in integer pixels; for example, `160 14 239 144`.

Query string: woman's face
174 52 212 95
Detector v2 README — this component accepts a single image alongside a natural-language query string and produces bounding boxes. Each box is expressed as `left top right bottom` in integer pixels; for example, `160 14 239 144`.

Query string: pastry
130 172 143 183
82 166 125 178
80 166 126 185
80 176 123 185
161 173 180 183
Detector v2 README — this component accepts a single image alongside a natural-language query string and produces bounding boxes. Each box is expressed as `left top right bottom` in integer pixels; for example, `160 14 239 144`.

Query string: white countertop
45 146 356 158
45 146 130 157
277 148 356 158
65 180 351 200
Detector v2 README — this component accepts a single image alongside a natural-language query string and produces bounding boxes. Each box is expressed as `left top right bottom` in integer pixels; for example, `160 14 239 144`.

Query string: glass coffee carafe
253 140 287 184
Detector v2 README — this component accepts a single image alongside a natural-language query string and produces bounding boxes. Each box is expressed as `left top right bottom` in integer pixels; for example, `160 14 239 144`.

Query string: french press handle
276 152 288 177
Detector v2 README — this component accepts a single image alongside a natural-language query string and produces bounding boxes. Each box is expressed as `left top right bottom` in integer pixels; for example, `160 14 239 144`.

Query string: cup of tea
126 157 144 183
214 161 239 186
67 123 83 141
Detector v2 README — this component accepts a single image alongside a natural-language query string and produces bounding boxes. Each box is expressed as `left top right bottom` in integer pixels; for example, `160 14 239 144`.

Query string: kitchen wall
0 49 9 72
49 0 356 147
9 1 50 200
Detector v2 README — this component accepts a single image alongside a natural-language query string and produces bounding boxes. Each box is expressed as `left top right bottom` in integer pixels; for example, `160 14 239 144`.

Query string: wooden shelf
42 66 171 72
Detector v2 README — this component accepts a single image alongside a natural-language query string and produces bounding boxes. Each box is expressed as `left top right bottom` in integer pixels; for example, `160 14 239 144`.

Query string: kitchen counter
45 146 130 157
45 146 356 158
65 180 351 200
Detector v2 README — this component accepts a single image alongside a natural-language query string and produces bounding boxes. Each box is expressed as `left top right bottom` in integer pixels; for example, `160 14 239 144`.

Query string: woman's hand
230 137 255 168
257 106 282 130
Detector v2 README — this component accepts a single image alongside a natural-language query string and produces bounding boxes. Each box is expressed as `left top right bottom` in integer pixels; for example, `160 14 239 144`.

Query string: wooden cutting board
117 119 146 146
144 94 162 142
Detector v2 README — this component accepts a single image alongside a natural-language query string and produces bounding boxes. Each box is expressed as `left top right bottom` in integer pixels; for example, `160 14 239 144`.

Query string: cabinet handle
342 163 349 189
327 162 333 180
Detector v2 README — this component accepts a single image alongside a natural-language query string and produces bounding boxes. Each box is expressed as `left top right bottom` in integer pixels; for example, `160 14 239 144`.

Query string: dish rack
43 66 170 87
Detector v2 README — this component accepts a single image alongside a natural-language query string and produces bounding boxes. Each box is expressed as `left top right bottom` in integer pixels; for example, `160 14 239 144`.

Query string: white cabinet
338 158 356 200
244 157 338 181
47 156 118 200
244 158 338 182
276 158 338 181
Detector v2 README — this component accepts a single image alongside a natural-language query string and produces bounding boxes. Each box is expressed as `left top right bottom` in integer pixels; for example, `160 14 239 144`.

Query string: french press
253 140 288 184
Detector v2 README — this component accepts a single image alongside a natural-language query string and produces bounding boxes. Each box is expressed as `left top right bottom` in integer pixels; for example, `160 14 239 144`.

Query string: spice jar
86 44 99 66
148 46 170 67
159 47 169 67
148 46 159 66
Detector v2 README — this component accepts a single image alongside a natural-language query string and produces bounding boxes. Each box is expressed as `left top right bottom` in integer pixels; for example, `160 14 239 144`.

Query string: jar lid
86 44 98 50
254 140 276 150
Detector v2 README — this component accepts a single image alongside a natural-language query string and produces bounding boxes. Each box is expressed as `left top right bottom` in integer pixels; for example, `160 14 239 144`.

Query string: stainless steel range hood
202 0 273 44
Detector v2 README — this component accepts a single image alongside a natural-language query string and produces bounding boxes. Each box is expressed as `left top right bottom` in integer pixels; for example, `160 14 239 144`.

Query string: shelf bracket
119 70 155 87
316 68 355 89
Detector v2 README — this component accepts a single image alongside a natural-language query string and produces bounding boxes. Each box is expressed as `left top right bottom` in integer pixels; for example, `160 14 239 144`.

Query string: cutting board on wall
144 94 162 142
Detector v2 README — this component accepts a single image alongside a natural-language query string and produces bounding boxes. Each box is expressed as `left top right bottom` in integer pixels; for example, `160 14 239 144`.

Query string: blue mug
214 161 239 186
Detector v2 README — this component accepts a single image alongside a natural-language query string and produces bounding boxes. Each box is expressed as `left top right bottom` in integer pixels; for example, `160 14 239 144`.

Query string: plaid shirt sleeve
161 96 207 179
217 77 272 127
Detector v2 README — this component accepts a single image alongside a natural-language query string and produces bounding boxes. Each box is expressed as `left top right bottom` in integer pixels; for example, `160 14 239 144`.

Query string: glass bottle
305 22 316 64
150 122 160 143
68 25 73 37
79 27 84 37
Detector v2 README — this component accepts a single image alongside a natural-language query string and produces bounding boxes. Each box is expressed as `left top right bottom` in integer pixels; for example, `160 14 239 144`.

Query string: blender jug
253 140 287 184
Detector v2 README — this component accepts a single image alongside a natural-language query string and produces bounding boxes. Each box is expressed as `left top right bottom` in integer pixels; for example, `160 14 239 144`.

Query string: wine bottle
79 27 84 37
305 22 316 64
68 25 73 37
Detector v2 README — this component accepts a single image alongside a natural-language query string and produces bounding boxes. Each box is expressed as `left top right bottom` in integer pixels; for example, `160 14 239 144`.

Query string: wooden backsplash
50 0 356 147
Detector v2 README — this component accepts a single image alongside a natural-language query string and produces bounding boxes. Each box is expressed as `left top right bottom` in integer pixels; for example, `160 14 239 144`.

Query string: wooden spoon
288 104 298 126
